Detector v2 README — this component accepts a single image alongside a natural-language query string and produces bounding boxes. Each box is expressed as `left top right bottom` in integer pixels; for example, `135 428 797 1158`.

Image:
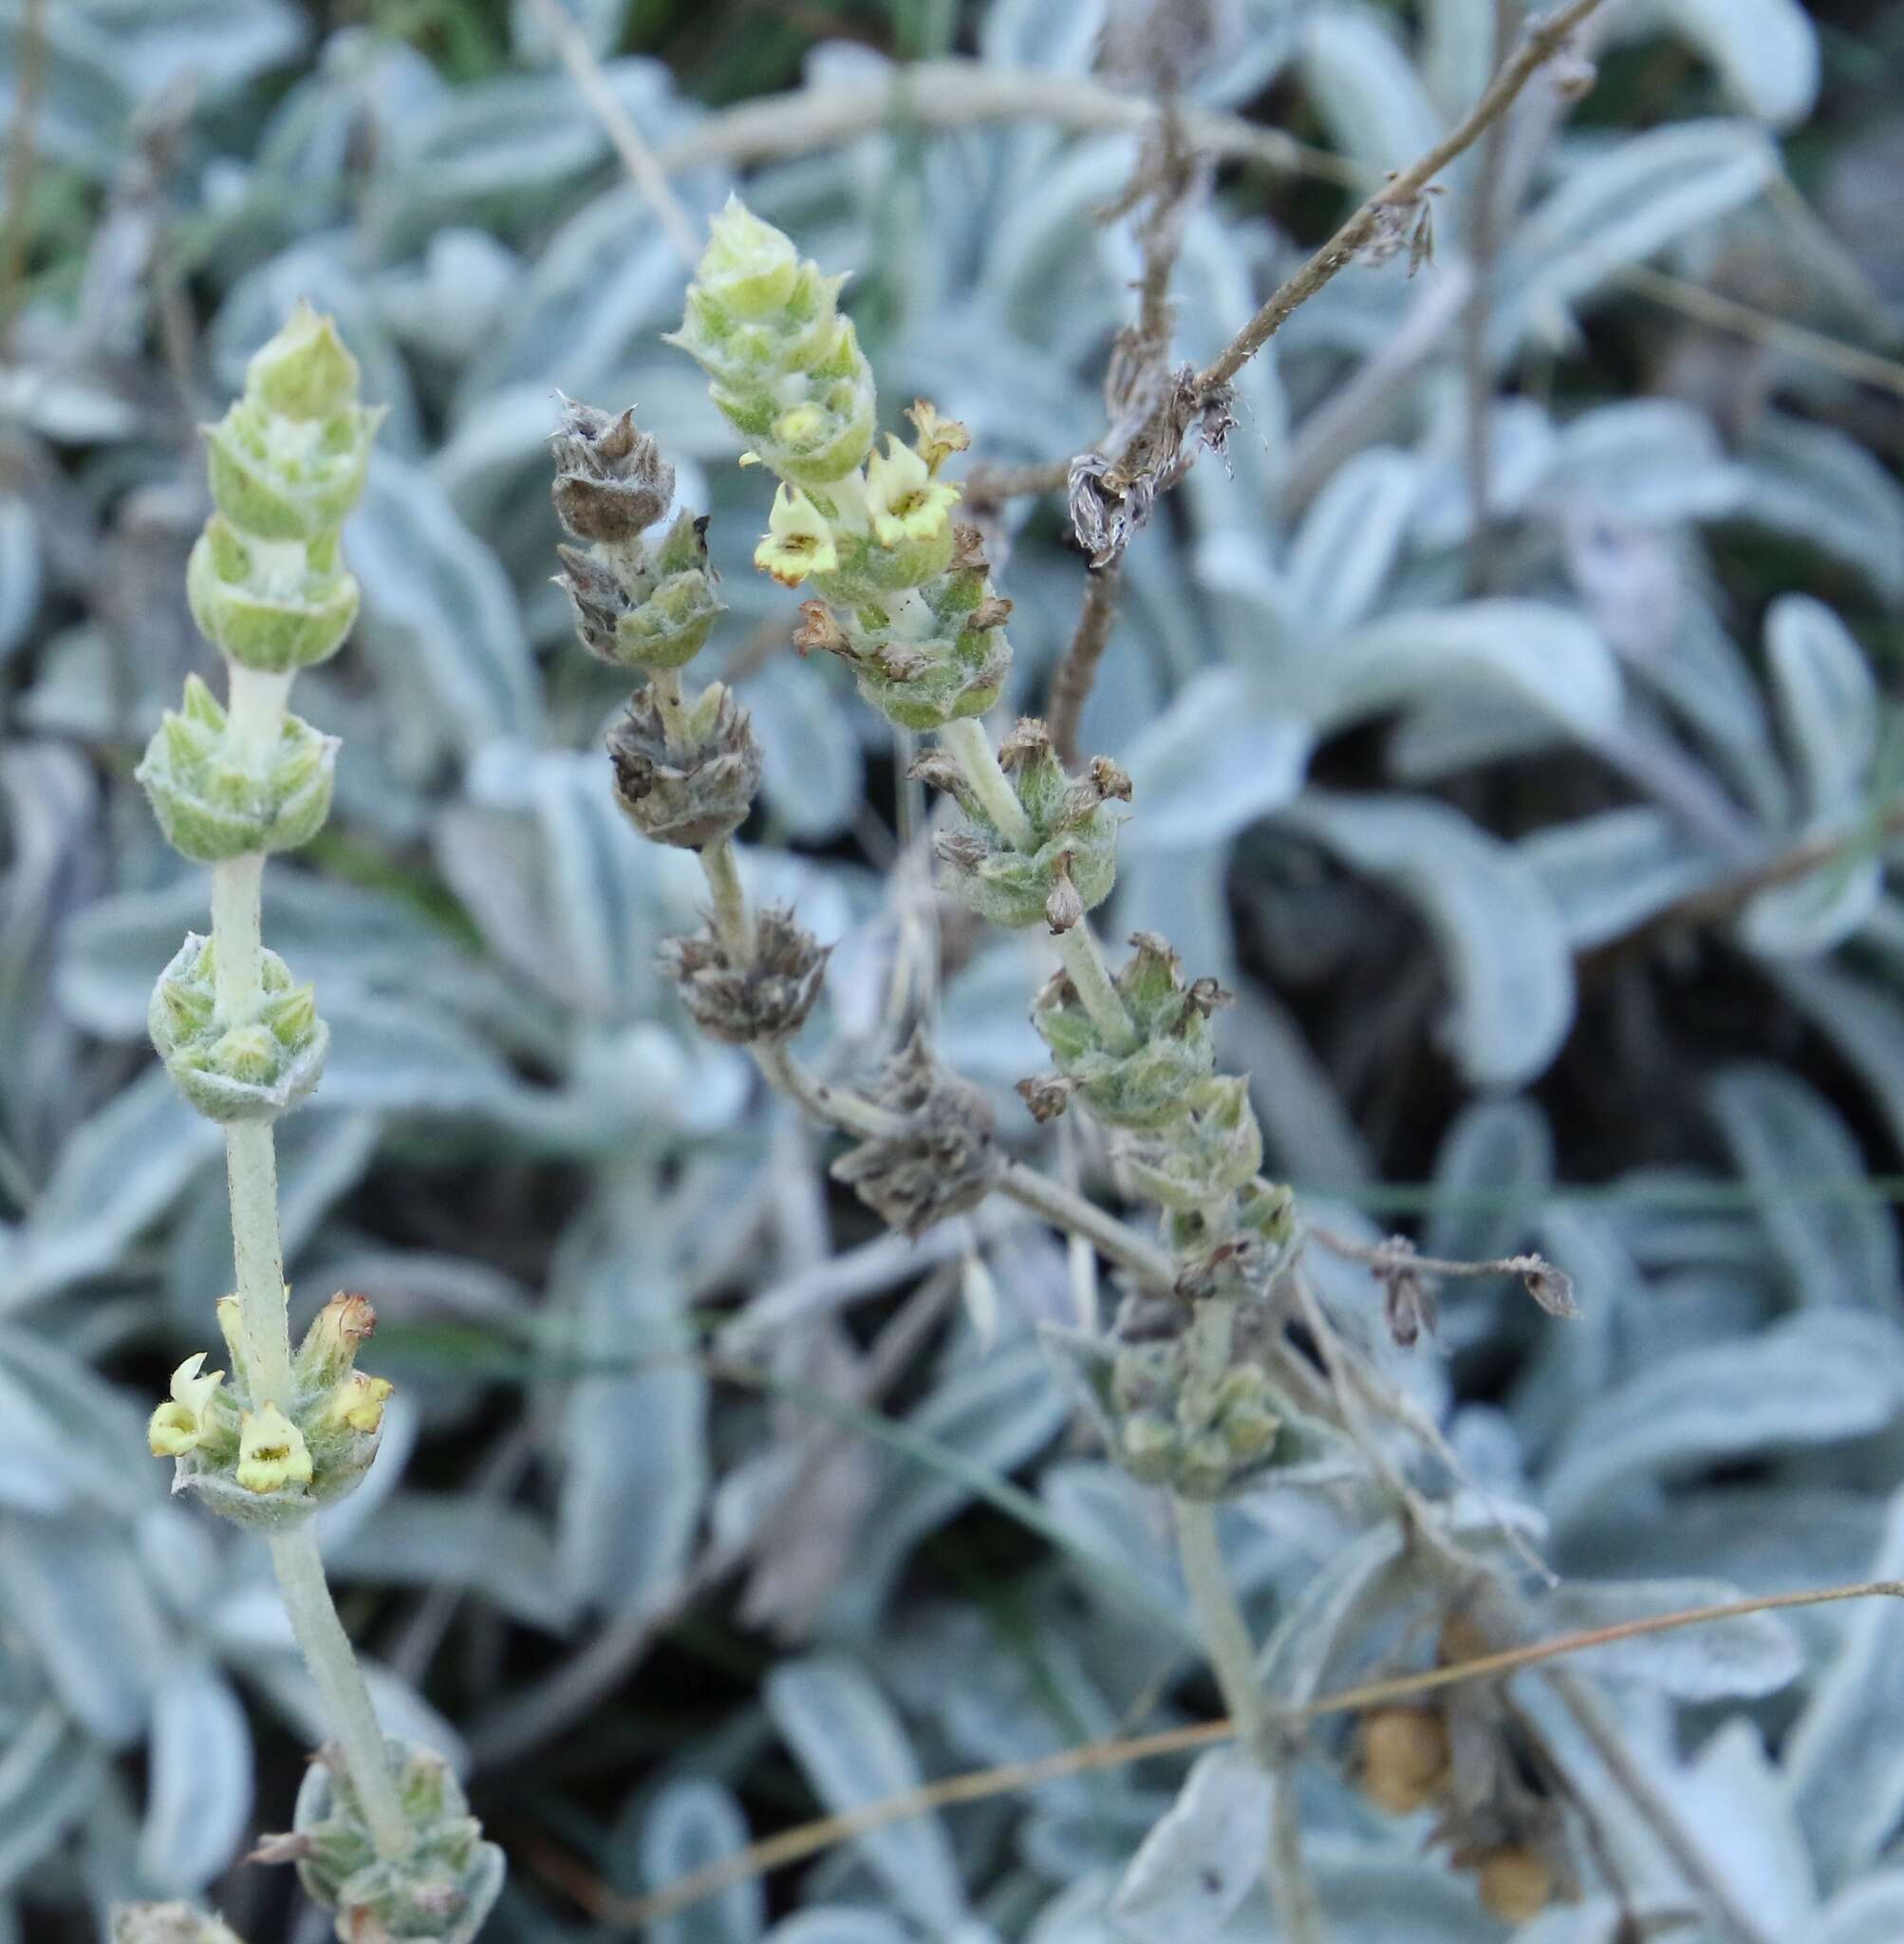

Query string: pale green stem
700 839 755 968
270 1527 415 1862
211 654 406 1860
226 1121 293 1408
1173 1497 1263 1753
1056 920 1136 1054
650 664 691 757
940 716 1035 851
209 853 265 1018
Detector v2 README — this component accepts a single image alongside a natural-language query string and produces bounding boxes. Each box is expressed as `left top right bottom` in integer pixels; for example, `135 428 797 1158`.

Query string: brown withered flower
609 683 762 849
831 1030 998 1238
660 905 827 1045
550 398 675 543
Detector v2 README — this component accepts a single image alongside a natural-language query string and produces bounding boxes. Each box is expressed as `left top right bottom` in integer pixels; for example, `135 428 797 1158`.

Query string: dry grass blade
564 1578 1904 1929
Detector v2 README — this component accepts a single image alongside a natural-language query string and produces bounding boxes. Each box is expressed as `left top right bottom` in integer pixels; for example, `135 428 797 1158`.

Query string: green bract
148 935 328 1124
667 199 876 486
924 722 1128 929
289 1742 504 1944
1034 931 1225 1128
556 509 724 672
1118 1075 1263 1211
136 676 336 861
187 518 361 672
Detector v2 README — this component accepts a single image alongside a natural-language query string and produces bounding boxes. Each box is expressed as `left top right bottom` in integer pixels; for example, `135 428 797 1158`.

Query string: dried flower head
550 397 676 543
831 1031 998 1238
661 905 828 1045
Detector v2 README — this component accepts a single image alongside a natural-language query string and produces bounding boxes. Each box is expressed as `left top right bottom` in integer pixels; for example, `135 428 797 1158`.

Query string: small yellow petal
235 1404 313 1494
149 1400 203 1458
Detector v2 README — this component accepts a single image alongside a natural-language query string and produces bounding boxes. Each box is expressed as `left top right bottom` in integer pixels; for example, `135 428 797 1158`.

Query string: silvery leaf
1539 1577 1801 1700
1112 1748 1272 1934
1708 1064 1899 1311
637 1778 763 1944
765 1657 966 1935
1542 1312 1904 1531
1279 791 1576 1088
138 1658 252 1891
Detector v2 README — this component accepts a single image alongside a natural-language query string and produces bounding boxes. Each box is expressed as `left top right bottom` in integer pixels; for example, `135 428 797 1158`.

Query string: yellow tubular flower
906 400 972 476
756 484 839 585
148 1352 226 1456
323 1373 394 1435
866 436 961 549
235 1403 314 1494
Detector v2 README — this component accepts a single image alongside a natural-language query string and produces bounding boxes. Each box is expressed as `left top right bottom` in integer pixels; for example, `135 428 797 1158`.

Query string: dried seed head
1521 1261 1579 1318
550 398 675 543
1358 1707 1452 1817
830 1031 998 1238
661 905 828 1044
1475 1848 1555 1924
1017 1073 1077 1123
609 682 762 849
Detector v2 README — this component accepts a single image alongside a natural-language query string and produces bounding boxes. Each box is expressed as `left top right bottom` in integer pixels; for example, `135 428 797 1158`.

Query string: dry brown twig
542 1578 1904 1930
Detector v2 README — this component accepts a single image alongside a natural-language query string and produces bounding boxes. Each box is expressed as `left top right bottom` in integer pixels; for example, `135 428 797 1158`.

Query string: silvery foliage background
4 0 1904 1936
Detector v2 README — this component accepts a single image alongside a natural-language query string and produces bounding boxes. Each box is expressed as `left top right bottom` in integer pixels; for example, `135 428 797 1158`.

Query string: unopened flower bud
202 381 382 544
245 300 362 422
830 1031 997 1238
148 936 328 1124
550 398 675 543
320 1372 393 1435
660 904 827 1044
137 676 337 862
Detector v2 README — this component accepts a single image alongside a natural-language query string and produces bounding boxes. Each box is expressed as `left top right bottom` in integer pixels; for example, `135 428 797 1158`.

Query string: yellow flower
321 1372 394 1435
148 1352 226 1457
866 436 961 549
235 1403 313 1494
755 484 838 586
906 400 971 476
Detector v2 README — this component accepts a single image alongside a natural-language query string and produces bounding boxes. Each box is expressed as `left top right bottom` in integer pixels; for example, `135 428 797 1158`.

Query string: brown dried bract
831 1030 998 1238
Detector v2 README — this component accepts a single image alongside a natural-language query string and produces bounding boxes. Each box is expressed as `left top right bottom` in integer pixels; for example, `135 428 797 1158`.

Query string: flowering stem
1173 1497 1263 1753
1055 921 1136 1054
940 717 1035 850
227 1122 293 1408
650 665 692 758
269 1527 415 1863
700 840 756 968
210 854 265 1018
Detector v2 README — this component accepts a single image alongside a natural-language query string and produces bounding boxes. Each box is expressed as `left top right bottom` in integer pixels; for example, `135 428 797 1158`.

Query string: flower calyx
148 935 327 1125
1031 931 1225 1128
921 720 1128 930
831 1029 998 1238
260 1740 503 1944
608 680 762 849
659 904 828 1045
137 675 337 862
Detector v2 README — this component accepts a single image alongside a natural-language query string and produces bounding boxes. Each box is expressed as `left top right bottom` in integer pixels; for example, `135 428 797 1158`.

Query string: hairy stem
270 1527 416 1862
1174 1498 1263 1751
210 854 265 1018
650 665 692 758
1268 1766 1328 1944
700 838 755 968
227 1122 293 1408
940 717 1035 851
1055 921 1136 1053
995 1160 1175 1290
